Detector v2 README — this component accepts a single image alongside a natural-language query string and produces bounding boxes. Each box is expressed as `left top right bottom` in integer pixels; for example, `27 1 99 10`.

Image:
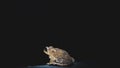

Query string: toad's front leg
44 50 48 55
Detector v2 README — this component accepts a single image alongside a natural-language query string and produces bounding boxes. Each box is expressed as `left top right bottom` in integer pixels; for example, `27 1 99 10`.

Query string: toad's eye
51 49 56 52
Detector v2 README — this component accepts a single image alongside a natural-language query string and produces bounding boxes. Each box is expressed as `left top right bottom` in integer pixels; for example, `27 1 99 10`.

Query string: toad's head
44 46 57 55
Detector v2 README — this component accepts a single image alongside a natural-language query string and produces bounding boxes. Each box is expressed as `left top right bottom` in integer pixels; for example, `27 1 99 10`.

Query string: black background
8 26 97 67
16 0 95 16
16 0 48 16
15 0 97 67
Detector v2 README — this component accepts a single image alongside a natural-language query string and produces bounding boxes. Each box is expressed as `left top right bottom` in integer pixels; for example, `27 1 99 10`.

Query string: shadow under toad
26 62 87 68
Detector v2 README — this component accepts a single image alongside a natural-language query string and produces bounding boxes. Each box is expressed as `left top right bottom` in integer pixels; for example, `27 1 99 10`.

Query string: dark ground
18 60 96 68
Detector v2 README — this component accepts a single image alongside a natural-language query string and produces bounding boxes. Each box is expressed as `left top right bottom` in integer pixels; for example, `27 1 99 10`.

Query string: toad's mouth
44 46 49 52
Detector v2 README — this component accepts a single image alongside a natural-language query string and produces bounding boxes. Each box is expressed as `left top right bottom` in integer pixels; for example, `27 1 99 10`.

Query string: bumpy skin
44 46 75 66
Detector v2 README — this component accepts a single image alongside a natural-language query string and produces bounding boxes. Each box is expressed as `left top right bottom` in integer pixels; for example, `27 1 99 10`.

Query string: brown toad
43 46 75 66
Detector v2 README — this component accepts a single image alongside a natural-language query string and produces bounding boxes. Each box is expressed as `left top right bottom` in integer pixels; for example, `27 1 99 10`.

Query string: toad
44 46 75 66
